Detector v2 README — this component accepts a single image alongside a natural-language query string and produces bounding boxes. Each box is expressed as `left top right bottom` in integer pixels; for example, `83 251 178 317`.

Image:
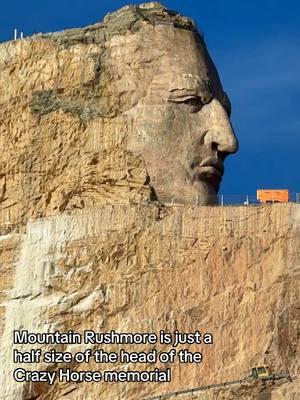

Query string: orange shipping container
257 189 289 203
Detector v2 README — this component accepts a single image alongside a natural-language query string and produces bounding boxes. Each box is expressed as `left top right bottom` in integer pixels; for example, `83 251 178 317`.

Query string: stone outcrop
0 4 159 229
0 2 299 400
0 1 238 217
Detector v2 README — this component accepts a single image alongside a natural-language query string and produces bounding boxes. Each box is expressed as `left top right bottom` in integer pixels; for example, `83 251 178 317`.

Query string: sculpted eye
169 96 204 113
181 97 203 107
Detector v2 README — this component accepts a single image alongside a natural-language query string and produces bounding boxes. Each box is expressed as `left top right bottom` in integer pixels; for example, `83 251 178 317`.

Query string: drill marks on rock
0 205 299 398
0 219 66 398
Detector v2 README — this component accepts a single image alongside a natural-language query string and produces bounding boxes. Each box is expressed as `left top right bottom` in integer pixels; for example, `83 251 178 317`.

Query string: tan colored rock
0 204 299 399
0 3 299 400
0 1 237 223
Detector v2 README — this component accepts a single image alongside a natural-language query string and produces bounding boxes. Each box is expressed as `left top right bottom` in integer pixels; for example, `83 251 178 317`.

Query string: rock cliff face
0 4 157 229
0 1 239 213
1 204 299 399
0 2 299 400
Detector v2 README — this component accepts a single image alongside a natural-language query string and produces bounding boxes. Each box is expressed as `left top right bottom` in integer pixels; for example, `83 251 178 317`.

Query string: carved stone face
110 22 238 204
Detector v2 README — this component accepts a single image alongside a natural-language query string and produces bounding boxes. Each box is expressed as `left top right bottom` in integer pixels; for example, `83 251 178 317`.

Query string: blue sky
1 0 299 195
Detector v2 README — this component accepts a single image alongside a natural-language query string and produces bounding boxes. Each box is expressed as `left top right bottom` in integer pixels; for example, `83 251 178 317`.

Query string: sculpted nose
203 99 239 154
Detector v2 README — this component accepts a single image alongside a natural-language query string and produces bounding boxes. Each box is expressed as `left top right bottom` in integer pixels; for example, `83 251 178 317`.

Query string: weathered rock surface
0 204 299 399
0 4 158 229
0 1 238 216
0 2 299 400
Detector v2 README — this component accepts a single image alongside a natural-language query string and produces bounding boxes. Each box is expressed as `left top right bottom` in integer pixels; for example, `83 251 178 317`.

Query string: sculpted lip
192 158 224 177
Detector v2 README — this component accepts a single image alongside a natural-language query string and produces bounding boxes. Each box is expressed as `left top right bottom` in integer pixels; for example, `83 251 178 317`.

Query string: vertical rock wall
0 204 299 399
